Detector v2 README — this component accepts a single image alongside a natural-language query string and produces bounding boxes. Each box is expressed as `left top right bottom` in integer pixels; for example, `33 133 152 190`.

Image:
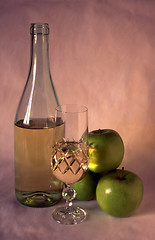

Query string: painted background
0 0 155 239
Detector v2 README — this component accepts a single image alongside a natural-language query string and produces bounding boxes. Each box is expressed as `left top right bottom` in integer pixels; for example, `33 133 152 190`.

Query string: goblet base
52 206 87 225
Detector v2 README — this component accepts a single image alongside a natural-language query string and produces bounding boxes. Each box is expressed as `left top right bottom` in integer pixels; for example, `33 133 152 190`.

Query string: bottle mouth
30 23 49 35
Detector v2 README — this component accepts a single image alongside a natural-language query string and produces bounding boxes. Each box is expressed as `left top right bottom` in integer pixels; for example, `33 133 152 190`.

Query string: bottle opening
30 23 49 35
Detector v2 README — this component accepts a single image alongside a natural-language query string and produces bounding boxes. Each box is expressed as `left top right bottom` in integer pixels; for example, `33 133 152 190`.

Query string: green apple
88 129 124 173
96 168 144 217
72 171 98 201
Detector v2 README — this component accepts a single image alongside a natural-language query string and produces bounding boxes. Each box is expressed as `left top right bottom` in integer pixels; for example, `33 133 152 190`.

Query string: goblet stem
62 184 76 207
52 184 87 224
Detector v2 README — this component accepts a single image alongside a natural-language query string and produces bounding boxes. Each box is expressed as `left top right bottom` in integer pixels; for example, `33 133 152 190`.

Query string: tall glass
51 104 89 224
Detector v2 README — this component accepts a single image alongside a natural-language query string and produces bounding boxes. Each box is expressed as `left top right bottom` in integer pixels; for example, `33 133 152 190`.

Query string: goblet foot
52 206 87 225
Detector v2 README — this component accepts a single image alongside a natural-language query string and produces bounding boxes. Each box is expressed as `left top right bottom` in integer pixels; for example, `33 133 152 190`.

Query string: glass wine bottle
14 23 64 207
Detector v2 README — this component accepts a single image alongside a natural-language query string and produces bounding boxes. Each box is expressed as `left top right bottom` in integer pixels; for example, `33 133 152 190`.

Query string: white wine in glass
52 140 88 184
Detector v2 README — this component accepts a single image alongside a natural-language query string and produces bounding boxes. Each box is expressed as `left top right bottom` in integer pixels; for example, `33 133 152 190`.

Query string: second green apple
88 129 124 173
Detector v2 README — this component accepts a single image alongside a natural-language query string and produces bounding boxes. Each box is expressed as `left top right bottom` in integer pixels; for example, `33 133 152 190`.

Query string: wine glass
51 104 89 225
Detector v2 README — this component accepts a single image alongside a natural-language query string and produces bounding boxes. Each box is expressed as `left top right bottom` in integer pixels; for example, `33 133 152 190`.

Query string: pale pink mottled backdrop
0 0 155 239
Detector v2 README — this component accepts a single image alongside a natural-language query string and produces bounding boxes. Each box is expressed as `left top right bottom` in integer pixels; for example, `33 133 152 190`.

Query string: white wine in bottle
14 24 63 207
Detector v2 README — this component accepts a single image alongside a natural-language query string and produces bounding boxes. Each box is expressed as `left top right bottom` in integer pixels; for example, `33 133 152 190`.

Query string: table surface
0 162 155 240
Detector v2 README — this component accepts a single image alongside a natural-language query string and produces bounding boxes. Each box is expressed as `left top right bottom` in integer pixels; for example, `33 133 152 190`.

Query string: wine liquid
51 141 88 184
14 118 64 207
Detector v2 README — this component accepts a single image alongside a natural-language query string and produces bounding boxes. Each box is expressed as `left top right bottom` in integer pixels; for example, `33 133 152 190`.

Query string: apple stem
120 167 124 179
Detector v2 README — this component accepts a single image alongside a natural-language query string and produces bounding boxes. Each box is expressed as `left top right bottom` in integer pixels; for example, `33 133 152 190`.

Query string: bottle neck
30 33 50 74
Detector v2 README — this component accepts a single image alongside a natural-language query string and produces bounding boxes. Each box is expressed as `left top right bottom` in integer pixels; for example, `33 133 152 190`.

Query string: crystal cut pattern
51 140 88 176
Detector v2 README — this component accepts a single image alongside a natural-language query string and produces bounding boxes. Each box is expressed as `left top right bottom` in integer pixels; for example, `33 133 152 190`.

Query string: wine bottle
14 23 64 207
